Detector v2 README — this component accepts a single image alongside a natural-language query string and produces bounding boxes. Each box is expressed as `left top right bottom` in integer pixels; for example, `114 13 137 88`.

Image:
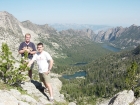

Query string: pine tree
125 61 138 89
0 43 29 86
0 43 14 83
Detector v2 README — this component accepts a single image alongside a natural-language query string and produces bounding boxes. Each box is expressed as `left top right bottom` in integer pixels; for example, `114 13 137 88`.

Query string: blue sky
0 0 140 26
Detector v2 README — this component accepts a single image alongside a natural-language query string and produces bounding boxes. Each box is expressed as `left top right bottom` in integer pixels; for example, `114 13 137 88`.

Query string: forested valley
53 45 140 105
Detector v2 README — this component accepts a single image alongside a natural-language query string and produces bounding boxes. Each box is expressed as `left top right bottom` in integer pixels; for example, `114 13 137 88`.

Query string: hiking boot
49 98 54 102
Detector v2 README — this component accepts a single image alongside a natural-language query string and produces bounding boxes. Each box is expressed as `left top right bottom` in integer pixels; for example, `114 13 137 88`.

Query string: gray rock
68 102 76 105
21 82 40 95
21 95 37 104
51 78 65 102
134 97 140 105
108 90 135 105
9 89 21 100
21 77 66 103
10 89 21 95
0 101 5 105
51 77 62 91
0 90 19 105
0 103 5 105
60 94 65 99
18 101 30 105
38 97 51 105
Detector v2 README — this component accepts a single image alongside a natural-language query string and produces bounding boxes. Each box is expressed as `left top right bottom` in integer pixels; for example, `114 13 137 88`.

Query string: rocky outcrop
21 20 57 35
0 11 24 58
59 28 96 39
0 11 22 34
94 26 125 42
97 90 140 105
0 89 32 105
68 102 76 105
0 11 97 59
0 73 66 105
108 90 135 105
21 75 66 104
94 24 140 49
133 97 140 105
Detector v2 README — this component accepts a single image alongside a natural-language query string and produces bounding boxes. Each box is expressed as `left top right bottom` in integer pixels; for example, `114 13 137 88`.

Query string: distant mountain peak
0 11 22 34
22 20 32 23
21 20 56 34
0 11 11 15
131 24 137 27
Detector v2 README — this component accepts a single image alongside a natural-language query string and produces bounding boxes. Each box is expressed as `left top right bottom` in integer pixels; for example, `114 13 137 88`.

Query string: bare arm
48 59 53 71
45 59 53 75
27 60 34 67
29 51 36 55
19 49 25 54
19 49 36 54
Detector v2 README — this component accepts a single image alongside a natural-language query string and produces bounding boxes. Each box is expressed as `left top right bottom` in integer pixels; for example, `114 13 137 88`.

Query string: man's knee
43 82 51 87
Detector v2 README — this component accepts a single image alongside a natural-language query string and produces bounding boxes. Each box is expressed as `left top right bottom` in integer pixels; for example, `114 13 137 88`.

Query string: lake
62 71 86 79
71 62 88 66
63 44 120 79
102 44 121 52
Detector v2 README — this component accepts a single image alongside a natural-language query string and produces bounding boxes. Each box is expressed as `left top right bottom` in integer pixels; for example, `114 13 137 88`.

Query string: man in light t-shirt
27 43 54 102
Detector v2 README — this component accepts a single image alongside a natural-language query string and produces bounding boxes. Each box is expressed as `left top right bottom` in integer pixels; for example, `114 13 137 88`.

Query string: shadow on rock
108 95 118 105
31 80 49 100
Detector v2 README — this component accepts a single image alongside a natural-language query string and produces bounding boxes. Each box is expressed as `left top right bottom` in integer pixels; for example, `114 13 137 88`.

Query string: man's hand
27 60 33 67
25 49 30 53
27 63 31 67
45 71 50 75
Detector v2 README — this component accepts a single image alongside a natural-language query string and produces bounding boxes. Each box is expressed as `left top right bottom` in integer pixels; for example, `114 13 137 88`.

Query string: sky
0 0 140 26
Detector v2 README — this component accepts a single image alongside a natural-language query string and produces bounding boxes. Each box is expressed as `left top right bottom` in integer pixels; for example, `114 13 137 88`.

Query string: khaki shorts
39 72 51 83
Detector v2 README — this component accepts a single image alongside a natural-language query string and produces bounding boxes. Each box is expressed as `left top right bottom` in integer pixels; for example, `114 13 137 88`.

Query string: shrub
0 43 29 86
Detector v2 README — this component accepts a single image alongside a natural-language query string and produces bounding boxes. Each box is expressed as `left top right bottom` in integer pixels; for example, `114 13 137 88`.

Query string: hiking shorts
39 72 51 83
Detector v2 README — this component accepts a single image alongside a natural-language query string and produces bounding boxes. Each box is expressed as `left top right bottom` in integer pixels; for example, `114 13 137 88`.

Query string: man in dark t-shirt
18 33 36 79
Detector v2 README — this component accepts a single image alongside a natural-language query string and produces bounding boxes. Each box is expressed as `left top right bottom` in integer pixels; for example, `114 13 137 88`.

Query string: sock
50 97 54 99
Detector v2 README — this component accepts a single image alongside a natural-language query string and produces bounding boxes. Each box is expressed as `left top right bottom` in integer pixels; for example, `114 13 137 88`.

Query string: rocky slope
0 11 67 105
0 73 66 105
97 90 140 105
0 11 41 59
59 28 96 39
0 11 60 59
94 24 140 49
0 11 23 57
2 11 140 105
49 23 111 33
0 11 103 61
22 20 57 35
94 26 125 42
0 11 104 105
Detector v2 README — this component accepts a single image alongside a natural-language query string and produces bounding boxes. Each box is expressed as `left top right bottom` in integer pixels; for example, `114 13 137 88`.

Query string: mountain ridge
49 23 111 33
0 11 110 65
1 11 140 105
94 24 140 49
22 20 57 35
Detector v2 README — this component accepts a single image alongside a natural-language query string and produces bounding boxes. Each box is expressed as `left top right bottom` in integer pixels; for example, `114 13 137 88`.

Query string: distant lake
102 44 121 52
63 44 119 79
62 71 86 79
72 62 88 66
